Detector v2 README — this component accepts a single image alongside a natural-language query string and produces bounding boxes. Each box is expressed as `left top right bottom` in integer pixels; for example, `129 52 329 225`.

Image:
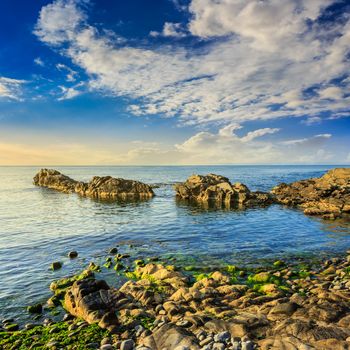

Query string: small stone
231 341 241 350
200 337 213 347
51 261 62 270
27 303 42 314
4 323 19 331
241 340 254 350
109 247 118 254
2 318 14 324
212 342 225 350
101 338 112 346
100 345 114 350
120 339 135 350
63 313 73 321
214 331 230 343
24 323 37 330
176 320 191 328
68 251 78 258
174 346 189 350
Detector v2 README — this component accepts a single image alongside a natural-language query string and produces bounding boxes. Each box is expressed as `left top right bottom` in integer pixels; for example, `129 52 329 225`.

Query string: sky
0 0 349 165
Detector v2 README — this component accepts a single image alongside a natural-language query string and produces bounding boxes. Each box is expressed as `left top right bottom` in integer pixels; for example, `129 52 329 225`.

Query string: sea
0 165 349 324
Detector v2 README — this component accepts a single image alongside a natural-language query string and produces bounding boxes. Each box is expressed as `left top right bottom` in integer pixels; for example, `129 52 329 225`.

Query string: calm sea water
1 165 350 323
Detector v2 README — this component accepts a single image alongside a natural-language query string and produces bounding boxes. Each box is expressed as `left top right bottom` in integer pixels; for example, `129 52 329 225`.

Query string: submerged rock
174 174 273 208
271 168 350 219
34 168 155 201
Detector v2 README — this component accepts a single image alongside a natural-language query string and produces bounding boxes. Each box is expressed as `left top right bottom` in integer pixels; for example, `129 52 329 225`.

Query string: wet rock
175 174 273 209
68 251 78 259
51 261 62 270
27 303 43 314
271 168 350 219
34 168 155 201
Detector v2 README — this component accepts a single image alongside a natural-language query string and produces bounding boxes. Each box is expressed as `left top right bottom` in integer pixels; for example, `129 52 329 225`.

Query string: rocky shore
175 168 350 219
33 169 155 201
2 250 350 350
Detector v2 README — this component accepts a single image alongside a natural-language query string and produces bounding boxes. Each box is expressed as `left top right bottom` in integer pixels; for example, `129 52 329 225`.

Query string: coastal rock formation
271 168 350 219
175 174 273 208
57 257 350 350
33 168 155 200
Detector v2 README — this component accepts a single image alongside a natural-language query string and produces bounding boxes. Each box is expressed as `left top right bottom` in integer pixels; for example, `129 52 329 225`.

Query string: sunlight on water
0 165 349 322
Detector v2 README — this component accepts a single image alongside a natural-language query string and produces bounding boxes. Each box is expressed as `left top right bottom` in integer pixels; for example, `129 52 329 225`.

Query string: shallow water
0 165 349 323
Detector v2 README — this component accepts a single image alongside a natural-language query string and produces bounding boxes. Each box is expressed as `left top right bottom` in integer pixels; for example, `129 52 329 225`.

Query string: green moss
273 260 285 268
0 321 110 350
135 259 145 267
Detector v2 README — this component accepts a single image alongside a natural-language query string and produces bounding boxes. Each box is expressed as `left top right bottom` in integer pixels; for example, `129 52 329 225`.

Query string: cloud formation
0 77 25 100
33 0 350 127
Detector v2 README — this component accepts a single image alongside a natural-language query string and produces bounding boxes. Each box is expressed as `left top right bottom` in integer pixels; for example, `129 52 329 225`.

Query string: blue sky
0 0 349 165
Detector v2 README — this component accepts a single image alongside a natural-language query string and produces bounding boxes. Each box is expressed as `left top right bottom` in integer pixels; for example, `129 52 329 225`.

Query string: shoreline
2 246 350 349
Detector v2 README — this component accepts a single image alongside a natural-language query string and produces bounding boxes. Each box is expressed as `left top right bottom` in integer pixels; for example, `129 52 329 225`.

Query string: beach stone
27 303 42 314
51 261 62 270
120 339 135 350
214 331 230 343
68 251 78 258
100 345 114 350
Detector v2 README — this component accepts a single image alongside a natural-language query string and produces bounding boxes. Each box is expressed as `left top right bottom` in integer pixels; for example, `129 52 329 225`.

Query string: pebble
68 251 78 258
241 340 254 350
2 318 14 324
212 342 225 350
200 337 213 347
120 339 135 350
174 346 190 350
214 331 230 343
100 345 114 350
231 341 241 350
176 320 191 327
109 247 118 254
51 261 62 270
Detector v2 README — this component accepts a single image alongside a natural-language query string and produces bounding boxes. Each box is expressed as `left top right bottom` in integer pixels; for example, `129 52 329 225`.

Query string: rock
27 303 43 314
214 331 230 343
51 261 62 270
100 345 114 350
241 340 254 350
4 323 19 331
175 174 273 208
143 324 200 349
64 278 119 332
271 168 350 218
34 168 155 201
68 251 78 259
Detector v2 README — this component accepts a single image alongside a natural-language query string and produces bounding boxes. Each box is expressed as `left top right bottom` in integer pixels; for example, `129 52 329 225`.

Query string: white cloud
301 116 322 126
0 77 26 100
34 57 45 66
150 22 187 38
281 133 331 146
34 0 86 45
34 0 350 126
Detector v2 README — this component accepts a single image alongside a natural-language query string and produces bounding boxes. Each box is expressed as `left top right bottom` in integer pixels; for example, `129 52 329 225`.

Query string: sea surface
1 165 350 324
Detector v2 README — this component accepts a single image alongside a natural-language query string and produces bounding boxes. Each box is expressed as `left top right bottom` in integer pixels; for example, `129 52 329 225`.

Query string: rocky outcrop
271 168 350 219
58 256 350 350
33 168 155 201
175 174 273 208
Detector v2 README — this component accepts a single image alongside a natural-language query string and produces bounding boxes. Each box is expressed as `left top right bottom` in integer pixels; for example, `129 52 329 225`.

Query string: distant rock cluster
34 167 350 220
272 168 350 219
33 169 155 200
174 174 273 209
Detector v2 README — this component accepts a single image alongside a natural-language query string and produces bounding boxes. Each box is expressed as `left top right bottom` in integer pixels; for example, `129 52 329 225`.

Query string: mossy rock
51 261 62 271
248 272 271 284
27 303 42 314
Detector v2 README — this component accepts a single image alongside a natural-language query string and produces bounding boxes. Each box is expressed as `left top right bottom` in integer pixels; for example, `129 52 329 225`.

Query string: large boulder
174 174 272 208
34 169 155 201
33 168 78 193
271 168 350 219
